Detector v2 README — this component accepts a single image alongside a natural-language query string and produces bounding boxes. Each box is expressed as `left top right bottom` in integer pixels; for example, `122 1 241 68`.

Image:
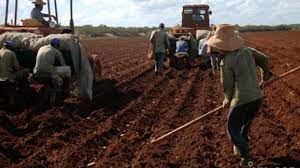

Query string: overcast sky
0 0 299 27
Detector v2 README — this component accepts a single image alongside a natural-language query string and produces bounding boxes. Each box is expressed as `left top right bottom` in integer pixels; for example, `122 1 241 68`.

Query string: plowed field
1 31 300 167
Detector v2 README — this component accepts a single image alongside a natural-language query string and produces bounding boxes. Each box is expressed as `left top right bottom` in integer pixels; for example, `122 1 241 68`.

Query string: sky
0 0 299 27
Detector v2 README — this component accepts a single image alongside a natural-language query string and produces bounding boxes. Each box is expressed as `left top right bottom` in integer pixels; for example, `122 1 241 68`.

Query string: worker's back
176 40 188 53
33 45 62 74
0 48 20 80
221 47 262 107
151 29 170 53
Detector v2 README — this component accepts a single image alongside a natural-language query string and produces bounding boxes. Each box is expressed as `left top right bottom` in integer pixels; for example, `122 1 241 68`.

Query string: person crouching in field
33 38 71 90
150 23 170 76
205 24 274 166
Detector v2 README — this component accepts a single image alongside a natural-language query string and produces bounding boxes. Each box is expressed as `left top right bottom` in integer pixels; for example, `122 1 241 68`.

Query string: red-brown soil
1 31 299 167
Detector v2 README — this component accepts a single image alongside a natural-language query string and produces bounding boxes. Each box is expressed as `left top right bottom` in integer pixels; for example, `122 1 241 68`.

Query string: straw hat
32 0 46 5
205 24 244 51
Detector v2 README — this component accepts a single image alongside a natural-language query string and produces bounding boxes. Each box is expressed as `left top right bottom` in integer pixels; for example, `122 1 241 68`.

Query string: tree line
75 24 300 37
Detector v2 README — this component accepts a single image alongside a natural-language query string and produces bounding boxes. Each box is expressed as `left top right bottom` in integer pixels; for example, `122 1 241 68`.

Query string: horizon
0 0 300 27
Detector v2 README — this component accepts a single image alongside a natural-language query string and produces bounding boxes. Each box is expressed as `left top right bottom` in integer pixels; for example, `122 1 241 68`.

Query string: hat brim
32 2 46 5
205 36 244 52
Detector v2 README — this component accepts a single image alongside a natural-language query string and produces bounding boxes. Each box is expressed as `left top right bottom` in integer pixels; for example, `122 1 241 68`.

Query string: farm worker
150 23 170 76
0 41 30 83
205 24 273 166
33 38 71 88
206 26 220 73
176 36 189 53
31 0 57 25
187 33 198 58
0 41 20 82
0 41 30 105
198 26 216 56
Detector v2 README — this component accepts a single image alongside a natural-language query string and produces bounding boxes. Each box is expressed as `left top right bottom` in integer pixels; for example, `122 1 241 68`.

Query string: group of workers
0 38 71 106
150 23 274 166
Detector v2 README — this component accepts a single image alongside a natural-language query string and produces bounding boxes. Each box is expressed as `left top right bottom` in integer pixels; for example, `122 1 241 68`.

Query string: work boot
240 157 253 167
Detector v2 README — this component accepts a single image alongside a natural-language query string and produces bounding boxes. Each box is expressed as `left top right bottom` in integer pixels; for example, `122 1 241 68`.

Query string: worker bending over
0 41 30 106
205 24 273 166
175 36 189 56
33 38 71 88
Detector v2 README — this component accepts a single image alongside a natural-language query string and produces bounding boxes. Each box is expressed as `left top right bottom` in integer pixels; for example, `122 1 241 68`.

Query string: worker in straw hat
205 24 274 166
30 0 57 25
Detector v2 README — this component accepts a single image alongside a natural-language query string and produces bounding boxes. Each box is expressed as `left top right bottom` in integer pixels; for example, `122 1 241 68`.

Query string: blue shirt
31 7 46 22
176 40 189 53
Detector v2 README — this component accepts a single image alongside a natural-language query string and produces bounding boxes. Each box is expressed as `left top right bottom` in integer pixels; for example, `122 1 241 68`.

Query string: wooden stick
151 106 223 144
151 65 300 144
263 66 300 86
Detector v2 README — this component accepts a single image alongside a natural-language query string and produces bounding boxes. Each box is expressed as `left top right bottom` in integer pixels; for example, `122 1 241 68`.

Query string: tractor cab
171 4 212 38
182 5 211 29
0 0 74 36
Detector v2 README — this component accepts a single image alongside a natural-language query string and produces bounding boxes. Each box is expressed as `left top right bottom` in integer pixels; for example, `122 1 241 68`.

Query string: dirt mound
1 31 300 167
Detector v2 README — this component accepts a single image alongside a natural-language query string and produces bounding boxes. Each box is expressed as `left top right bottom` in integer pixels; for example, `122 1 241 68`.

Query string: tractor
168 4 213 70
170 4 212 39
0 0 74 36
0 0 96 112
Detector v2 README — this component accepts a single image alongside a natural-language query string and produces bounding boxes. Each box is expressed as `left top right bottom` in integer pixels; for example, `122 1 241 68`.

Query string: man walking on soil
150 23 170 76
205 24 274 166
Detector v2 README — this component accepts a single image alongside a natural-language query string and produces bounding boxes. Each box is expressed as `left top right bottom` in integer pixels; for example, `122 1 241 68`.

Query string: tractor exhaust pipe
4 0 9 26
54 0 59 25
47 0 51 22
70 0 74 33
14 0 18 26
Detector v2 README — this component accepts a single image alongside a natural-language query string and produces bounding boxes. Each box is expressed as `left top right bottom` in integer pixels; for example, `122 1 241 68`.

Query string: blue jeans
155 52 165 73
227 98 262 158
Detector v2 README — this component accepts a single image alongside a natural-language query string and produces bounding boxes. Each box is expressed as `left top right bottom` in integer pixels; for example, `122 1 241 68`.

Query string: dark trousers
227 98 263 158
154 52 166 73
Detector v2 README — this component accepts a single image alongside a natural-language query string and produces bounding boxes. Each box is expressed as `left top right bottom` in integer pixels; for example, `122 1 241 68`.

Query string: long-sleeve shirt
176 40 189 53
31 7 47 22
33 45 66 74
0 48 20 80
220 47 272 107
150 29 170 54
